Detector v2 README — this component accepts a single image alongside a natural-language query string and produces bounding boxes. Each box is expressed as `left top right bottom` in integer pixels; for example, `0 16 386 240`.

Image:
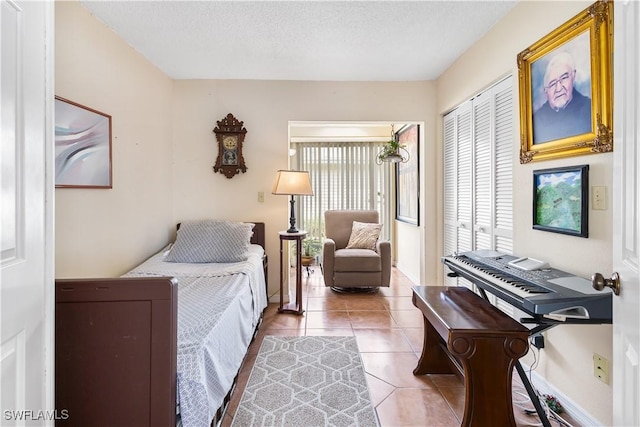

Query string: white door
611 1 640 426
1 1 54 424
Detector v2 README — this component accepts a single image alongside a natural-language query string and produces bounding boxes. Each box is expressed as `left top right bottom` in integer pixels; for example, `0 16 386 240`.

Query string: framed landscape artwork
533 164 588 238
395 124 419 226
55 96 112 188
517 0 612 163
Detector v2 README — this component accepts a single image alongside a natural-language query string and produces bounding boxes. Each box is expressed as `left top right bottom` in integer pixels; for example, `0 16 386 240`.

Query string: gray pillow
165 220 254 263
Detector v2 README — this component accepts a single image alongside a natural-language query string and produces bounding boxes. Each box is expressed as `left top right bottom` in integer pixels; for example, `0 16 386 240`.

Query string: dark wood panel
55 277 177 427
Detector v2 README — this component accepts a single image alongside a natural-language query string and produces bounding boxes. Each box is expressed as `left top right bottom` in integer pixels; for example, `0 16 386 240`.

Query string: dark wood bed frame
55 222 266 427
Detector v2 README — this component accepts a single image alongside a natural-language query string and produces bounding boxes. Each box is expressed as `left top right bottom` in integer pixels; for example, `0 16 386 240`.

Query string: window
443 76 514 301
291 140 392 240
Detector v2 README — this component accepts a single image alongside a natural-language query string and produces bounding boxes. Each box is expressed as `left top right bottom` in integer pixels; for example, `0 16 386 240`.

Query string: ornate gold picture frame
517 0 612 163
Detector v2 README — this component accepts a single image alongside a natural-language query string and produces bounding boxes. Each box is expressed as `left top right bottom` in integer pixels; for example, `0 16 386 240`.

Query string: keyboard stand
461 280 553 426
515 362 552 427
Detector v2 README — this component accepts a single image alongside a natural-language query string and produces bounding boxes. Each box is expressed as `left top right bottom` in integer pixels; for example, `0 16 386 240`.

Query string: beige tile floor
221 266 581 427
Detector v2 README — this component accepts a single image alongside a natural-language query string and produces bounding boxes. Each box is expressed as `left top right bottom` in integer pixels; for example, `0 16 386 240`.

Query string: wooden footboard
55 277 177 427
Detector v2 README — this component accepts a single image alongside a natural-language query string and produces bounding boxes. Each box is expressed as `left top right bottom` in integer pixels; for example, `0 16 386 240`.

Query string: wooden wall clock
213 113 247 179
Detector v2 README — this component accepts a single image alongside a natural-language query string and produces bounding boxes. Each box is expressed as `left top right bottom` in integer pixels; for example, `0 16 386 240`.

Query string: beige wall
55 1 174 277
55 1 434 293
171 80 434 293
396 116 439 285
436 1 612 424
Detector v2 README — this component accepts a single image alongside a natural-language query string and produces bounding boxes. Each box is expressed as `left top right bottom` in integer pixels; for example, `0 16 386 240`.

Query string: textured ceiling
80 0 518 81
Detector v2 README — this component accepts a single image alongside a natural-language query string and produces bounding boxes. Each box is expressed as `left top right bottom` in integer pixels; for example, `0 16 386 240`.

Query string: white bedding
123 244 268 427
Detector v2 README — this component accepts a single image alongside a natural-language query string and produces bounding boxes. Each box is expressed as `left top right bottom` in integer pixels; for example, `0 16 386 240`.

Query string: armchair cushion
346 221 382 250
334 248 381 271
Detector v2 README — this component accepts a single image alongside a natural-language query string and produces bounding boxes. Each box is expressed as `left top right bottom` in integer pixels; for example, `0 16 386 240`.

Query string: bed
55 221 268 427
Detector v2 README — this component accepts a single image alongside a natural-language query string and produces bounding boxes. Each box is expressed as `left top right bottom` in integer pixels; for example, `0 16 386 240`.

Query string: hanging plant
377 138 409 164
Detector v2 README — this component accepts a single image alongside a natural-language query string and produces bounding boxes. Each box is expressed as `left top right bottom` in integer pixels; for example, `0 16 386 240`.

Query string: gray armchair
322 210 391 291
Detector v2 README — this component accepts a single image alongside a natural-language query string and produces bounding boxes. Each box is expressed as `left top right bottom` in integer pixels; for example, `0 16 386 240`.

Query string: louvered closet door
443 112 457 287
442 76 513 291
491 78 515 314
442 101 474 289
455 103 474 290
493 78 514 254
473 77 514 254
455 103 473 254
473 92 493 251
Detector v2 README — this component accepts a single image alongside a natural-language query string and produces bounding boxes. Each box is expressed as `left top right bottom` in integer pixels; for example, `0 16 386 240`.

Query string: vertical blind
291 141 391 240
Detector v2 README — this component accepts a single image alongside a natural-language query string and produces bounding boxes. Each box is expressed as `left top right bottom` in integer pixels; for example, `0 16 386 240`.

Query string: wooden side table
278 231 306 315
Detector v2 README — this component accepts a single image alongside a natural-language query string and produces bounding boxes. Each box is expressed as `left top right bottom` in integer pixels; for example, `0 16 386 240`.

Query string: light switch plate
592 186 606 210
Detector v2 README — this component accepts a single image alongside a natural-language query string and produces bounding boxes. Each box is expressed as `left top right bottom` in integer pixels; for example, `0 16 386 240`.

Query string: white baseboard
268 294 281 304
393 262 419 284
269 293 288 304
519 362 602 427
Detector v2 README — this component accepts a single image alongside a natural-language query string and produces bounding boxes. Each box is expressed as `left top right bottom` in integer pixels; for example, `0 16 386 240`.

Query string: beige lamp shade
272 170 314 196
272 170 313 233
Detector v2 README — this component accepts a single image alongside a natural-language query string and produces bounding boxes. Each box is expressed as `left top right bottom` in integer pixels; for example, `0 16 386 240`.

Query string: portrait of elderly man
532 51 592 145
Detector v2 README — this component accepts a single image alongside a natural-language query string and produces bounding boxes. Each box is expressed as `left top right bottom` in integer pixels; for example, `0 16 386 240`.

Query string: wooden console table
412 286 529 427
278 231 306 315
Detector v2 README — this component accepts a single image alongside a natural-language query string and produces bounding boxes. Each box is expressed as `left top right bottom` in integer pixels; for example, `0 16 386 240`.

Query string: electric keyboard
442 250 612 323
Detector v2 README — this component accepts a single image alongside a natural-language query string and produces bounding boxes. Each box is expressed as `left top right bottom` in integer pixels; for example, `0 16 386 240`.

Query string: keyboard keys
450 255 551 298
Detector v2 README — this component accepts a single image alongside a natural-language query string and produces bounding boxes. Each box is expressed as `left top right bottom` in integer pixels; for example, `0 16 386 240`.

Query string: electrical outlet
592 186 607 210
593 353 609 384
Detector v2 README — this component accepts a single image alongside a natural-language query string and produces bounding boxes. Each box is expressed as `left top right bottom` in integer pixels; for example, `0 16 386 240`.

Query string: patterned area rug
231 336 379 427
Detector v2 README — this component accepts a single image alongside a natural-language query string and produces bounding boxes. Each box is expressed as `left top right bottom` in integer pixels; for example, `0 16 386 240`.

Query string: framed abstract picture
395 124 419 226
55 96 112 188
517 0 612 163
533 164 588 238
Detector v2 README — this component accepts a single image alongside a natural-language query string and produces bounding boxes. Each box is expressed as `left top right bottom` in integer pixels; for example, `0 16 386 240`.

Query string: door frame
612 1 640 426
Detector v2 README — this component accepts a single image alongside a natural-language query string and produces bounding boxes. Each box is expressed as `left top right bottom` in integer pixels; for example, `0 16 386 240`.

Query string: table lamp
272 170 314 233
